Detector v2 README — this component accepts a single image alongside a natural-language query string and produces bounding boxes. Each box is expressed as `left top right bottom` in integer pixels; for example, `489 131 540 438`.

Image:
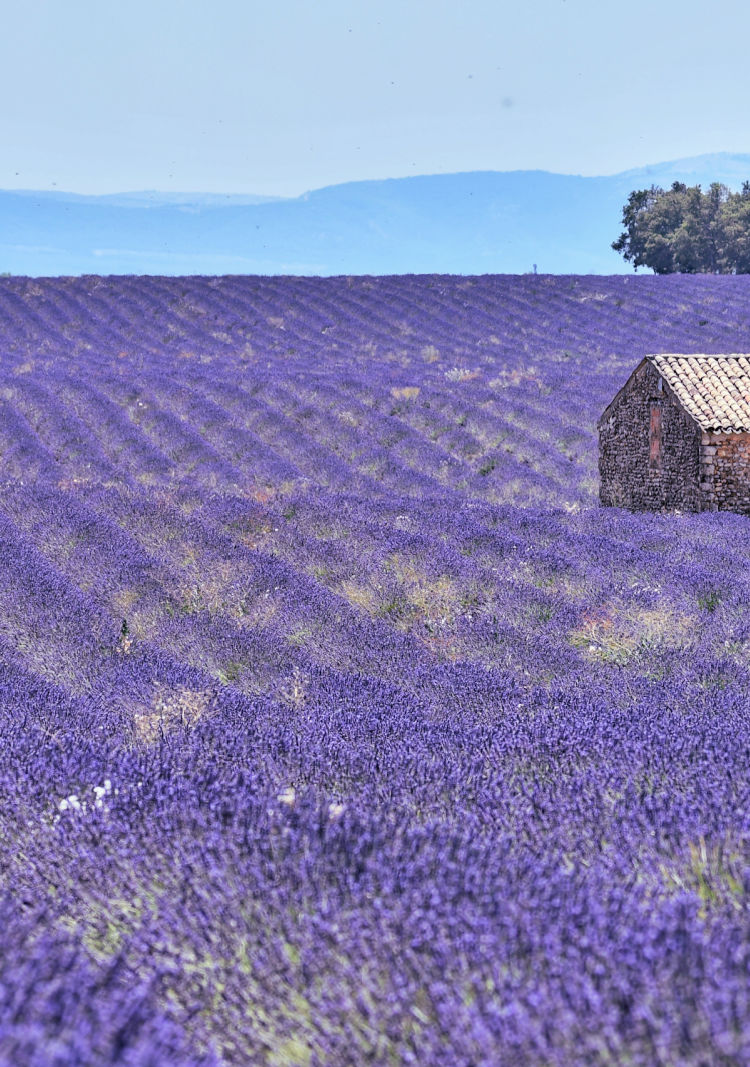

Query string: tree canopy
612 181 750 273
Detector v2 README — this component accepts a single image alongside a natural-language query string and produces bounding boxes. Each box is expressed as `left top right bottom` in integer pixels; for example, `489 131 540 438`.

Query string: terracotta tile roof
648 354 750 432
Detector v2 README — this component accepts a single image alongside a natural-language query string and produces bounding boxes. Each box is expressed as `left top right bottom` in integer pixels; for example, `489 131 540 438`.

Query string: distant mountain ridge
5 189 286 208
2 152 749 276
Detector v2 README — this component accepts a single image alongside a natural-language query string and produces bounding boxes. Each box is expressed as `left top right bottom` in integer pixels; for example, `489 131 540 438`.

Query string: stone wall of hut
599 360 702 511
699 432 750 513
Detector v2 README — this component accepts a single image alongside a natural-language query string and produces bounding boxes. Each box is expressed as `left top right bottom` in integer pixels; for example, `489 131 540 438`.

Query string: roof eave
596 356 650 430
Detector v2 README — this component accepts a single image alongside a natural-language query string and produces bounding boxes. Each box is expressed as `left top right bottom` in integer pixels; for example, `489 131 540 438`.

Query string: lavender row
2 273 750 1063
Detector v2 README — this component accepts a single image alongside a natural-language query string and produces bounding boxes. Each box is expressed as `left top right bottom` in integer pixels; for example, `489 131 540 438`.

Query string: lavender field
3 272 750 1065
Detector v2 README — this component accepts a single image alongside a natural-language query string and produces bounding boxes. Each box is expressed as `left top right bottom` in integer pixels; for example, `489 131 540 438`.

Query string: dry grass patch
386 555 462 622
390 386 420 401
337 409 361 428
337 578 381 616
657 836 746 914
278 665 309 708
174 557 249 615
133 683 215 744
569 604 694 665
489 367 548 392
421 345 440 362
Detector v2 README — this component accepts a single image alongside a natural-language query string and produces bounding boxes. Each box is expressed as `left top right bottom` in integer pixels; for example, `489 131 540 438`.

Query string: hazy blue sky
2 0 748 196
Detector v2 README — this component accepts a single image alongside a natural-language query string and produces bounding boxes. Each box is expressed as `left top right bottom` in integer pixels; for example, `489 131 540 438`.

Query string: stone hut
598 354 750 513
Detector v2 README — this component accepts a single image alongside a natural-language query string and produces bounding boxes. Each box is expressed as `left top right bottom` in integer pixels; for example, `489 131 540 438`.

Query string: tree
720 181 750 273
612 185 678 273
612 181 750 273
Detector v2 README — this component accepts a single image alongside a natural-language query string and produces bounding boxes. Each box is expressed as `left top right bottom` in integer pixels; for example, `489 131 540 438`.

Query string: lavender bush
2 273 750 1064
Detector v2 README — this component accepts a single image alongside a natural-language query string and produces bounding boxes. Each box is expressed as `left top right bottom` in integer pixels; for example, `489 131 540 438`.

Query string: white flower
444 366 475 382
57 780 114 818
277 786 296 807
93 779 112 799
93 780 113 808
328 802 345 819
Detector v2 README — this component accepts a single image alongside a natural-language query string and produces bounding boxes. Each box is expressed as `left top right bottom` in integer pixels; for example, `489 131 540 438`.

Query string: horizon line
2 150 750 201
